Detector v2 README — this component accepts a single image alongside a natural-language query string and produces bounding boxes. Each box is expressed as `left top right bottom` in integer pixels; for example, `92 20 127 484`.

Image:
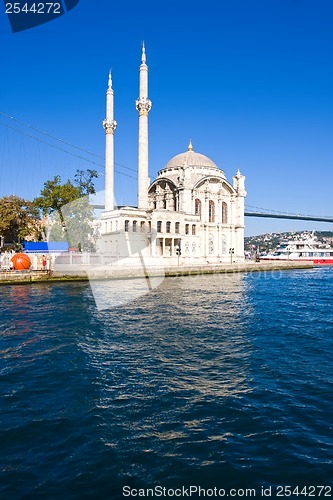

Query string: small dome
164 144 219 170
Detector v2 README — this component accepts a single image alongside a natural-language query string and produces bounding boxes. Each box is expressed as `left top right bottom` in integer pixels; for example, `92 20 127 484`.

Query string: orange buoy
11 253 31 270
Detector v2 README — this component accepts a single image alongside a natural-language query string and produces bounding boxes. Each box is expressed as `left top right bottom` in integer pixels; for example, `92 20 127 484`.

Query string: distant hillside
245 231 333 254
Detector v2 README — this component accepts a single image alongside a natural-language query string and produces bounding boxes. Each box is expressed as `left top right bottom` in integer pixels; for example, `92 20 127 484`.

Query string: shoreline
0 261 314 286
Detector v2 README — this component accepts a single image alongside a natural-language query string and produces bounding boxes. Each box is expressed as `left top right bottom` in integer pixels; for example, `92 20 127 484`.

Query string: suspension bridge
244 206 333 223
90 205 333 224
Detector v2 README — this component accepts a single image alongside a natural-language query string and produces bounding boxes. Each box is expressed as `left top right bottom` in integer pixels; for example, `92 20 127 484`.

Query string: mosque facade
98 45 246 265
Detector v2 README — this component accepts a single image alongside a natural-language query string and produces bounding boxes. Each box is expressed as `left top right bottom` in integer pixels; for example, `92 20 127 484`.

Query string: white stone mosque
98 44 246 265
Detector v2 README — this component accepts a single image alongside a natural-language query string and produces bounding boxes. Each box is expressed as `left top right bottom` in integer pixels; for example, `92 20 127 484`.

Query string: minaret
103 70 117 211
136 42 152 210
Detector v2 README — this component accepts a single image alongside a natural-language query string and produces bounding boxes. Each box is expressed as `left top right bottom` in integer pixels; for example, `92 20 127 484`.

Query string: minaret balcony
135 97 152 116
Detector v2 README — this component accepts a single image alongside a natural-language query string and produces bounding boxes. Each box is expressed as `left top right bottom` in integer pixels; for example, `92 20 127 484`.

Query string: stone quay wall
0 261 314 285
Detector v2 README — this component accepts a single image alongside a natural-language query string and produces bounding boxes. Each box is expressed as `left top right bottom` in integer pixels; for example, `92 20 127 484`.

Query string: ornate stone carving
103 119 117 135
221 235 227 254
209 234 214 254
136 97 152 116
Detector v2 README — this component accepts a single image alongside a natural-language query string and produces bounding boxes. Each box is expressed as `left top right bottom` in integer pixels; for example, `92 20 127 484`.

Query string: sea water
1 268 333 499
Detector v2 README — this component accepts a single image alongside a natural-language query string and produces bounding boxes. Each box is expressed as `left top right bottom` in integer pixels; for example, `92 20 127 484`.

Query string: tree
34 175 81 228
0 195 41 246
74 169 98 196
34 170 98 248
61 196 96 249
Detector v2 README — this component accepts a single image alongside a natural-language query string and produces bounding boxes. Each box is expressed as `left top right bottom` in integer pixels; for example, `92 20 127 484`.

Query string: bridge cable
0 119 137 180
0 112 138 175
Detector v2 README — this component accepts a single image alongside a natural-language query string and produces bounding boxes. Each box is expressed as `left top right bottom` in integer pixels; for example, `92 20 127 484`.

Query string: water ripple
1 271 333 498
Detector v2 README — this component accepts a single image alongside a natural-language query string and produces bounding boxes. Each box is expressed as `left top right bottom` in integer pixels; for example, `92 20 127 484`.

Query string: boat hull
260 257 333 265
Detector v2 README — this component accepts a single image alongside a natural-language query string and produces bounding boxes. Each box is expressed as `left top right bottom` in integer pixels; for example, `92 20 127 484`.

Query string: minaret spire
136 42 152 210
141 41 146 64
103 71 117 212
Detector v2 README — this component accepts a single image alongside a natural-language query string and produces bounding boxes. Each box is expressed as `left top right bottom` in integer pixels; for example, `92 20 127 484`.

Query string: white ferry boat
260 233 333 265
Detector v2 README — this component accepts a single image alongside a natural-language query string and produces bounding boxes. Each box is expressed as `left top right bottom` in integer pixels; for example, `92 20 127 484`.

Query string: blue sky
0 0 332 235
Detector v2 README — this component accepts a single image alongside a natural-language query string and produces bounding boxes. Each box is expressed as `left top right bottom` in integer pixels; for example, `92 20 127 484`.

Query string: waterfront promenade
0 260 313 285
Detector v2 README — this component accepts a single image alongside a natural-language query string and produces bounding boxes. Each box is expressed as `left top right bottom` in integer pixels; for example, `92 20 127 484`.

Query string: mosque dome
164 141 219 170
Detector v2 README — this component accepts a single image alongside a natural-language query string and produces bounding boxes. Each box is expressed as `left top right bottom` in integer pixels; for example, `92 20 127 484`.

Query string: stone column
205 193 209 223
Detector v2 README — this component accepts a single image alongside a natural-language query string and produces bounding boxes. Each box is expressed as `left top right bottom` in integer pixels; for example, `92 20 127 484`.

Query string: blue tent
22 242 69 253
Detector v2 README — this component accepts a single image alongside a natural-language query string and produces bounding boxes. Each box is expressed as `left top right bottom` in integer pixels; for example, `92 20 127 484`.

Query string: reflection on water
90 272 165 310
75 274 257 478
80 274 253 427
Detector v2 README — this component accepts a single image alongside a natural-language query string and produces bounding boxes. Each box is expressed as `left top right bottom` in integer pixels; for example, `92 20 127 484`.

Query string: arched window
195 198 202 217
222 202 228 224
209 200 215 222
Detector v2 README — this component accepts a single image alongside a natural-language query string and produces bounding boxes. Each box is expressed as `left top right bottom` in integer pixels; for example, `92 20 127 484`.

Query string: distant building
98 45 246 264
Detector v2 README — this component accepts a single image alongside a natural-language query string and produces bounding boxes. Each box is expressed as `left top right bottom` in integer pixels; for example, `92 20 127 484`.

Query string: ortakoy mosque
98 45 246 265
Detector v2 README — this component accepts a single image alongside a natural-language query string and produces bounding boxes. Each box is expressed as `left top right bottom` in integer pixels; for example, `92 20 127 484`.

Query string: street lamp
229 247 234 264
175 241 181 265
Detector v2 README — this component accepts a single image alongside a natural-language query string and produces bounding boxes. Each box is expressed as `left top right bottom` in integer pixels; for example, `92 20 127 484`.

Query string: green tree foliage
0 195 41 245
34 169 98 248
74 169 98 195
61 196 96 249
34 175 81 226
